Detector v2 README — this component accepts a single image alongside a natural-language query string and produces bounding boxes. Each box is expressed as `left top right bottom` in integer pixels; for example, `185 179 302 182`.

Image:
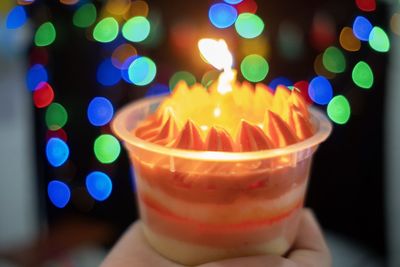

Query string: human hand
101 209 331 267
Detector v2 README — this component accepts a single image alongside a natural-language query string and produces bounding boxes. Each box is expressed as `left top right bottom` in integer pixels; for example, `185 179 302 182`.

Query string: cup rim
112 95 332 162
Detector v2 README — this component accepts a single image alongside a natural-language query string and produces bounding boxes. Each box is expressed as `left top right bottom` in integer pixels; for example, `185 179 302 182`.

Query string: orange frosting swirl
134 81 314 152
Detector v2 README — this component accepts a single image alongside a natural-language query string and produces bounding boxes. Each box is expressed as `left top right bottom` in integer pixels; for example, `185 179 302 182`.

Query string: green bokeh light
94 134 121 164
34 22 56 47
45 103 68 130
327 95 351 125
93 17 119 43
122 16 150 42
369 26 390 53
201 70 219 88
322 46 346 73
73 3 97 28
240 54 269 82
352 61 374 89
169 71 196 91
235 13 264 39
128 57 157 86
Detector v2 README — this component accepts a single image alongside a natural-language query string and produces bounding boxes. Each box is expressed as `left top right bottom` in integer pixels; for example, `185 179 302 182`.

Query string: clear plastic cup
112 95 332 266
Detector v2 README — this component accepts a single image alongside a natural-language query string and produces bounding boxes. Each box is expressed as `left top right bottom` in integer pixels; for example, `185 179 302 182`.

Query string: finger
288 209 332 267
100 222 181 267
198 255 296 267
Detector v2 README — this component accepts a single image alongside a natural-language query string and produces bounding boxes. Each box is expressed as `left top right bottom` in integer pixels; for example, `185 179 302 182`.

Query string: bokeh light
269 77 292 90
27 64 48 91
60 0 79 5
235 0 258 14
6 6 27 29
128 56 157 86
339 26 361 52
308 76 333 105
352 16 373 41
368 26 390 53
310 12 336 51
48 180 71 208
45 103 68 130
314 53 336 79
111 44 137 69
86 171 112 201
224 0 243 4
94 134 121 164
146 83 170 97
208 3 238 29
97 58 121 86
294 81 312 104
235 13 264 39
322 46 346 73
29 47 49 66
46 138 69 167
240 35 269 57
240 54 269 82
390 13 400 36
122 16 151 42
124 0 149 19
352 61 374 89
33 82 54 108
87 97 114 127
278 21 304 60
17 0 35 5
34 22 56 47
169 71 196 90
106 0 131 15
355 0 376 12
73 3 97 28
46 128 68 142
327 95 351 124
93 17 119 43
201 70 220 88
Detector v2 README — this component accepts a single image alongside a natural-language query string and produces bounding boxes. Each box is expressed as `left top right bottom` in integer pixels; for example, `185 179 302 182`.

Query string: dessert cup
112 95 332 266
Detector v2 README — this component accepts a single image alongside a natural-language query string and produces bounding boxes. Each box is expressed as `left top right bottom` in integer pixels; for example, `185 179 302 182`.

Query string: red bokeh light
355 0 376 12
33 82 54 108
294 80 312 104
29 47 49 66
234 0 258 14
46 128 68 142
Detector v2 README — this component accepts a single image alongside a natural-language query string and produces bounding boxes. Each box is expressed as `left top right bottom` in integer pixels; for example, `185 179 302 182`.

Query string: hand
101 209 331 267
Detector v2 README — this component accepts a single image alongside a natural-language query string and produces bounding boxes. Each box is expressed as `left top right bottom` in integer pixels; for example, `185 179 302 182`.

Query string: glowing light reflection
48 180 71 208
86 171 112 201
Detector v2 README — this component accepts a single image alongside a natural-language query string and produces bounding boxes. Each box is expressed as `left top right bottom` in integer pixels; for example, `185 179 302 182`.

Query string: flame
198 38 235 95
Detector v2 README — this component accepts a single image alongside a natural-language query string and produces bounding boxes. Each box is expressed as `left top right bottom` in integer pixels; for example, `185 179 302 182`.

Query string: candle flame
198 39 233 71
198 38 235 95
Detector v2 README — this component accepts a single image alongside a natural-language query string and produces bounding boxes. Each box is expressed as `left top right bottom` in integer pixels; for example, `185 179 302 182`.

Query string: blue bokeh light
87 97 114 126
146 83 170 97
308 76 333 105
46 138 69 167
209 3 238 29
97 59 121 86
86 171 112 201
269 77 293 90
27 64 48 91
121 56 139 84
6 6 27 29
224 0 243 4
48 180 71 208
352 16 373 41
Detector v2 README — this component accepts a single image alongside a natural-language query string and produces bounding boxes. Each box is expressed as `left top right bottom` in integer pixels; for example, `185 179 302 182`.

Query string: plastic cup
112 95 332 266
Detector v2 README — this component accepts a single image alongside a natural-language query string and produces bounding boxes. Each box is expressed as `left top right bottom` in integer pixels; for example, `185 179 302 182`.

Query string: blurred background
0 0 398 266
